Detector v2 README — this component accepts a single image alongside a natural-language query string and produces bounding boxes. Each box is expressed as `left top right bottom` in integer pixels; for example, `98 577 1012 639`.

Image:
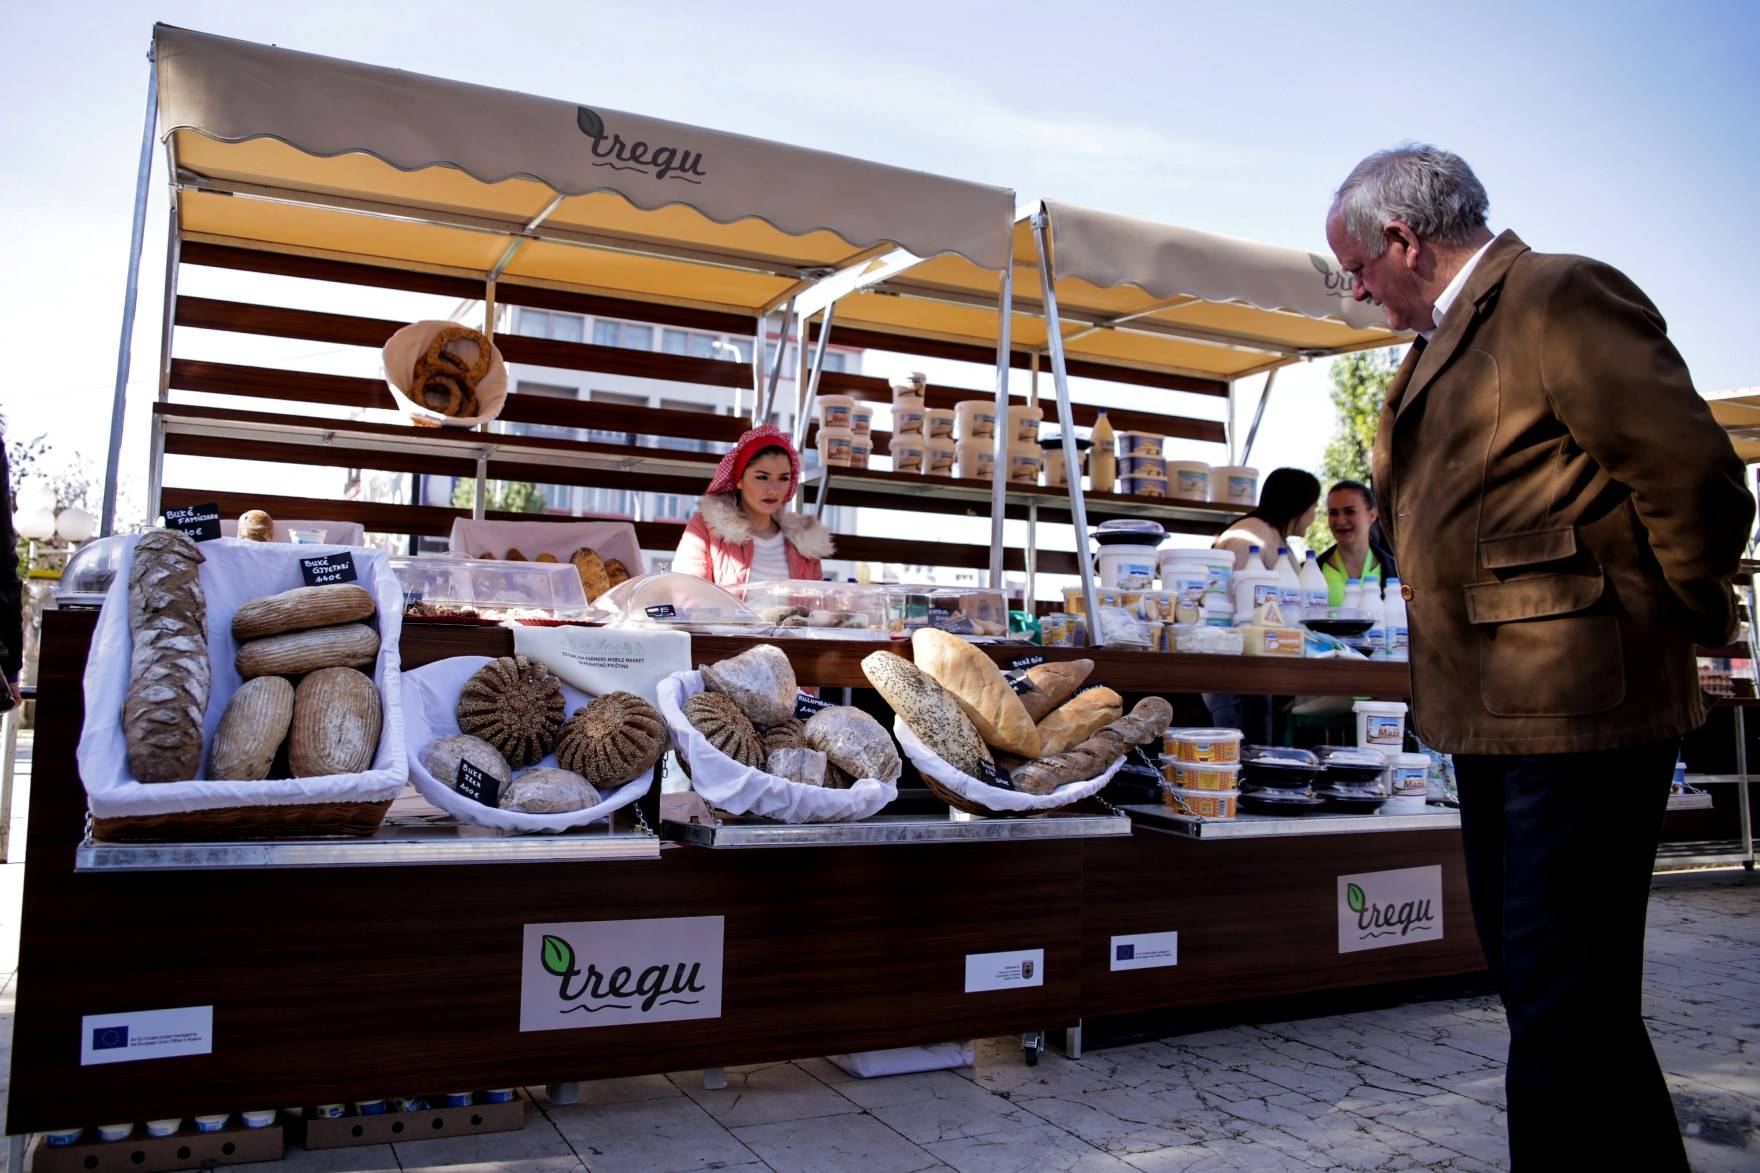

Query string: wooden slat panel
169 359 392 411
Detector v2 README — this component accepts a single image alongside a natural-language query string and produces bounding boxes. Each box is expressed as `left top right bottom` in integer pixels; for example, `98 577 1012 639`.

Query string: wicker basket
91 799 394 842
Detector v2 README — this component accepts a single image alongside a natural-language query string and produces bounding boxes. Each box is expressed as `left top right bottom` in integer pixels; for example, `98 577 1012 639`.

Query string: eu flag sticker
92 1025 128 1051
1115 944 1135 961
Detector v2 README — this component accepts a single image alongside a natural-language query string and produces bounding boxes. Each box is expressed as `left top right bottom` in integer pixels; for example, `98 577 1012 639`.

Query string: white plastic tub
956 438 996 480
848 434 873 470
145 1120 182 1138
1007 404 1044 442
818 394 855 430
1167 460 1211 499
1160 548 1235 599
1119 473 1167 498
890 436 927 475
850 403 876 436
1119 455 1167 478
818 425 854 467
1210 464 1260 505
1044 446 1084 487
1387 751 1429 797
924 436 957 477
1164 727 1244 763
1354 700 1409 751
956 400 998 440
1097 544 1161 590
1160 759 1242 791
924 407 957 440
1118 430 1164 458
1162 786 1239 819
892 395 926 436
1007 442 1043 484
890 372 926 403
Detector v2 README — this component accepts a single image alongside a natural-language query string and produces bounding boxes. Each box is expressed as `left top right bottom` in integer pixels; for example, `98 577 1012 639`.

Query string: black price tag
163 503 221 542
976 759 1014 790
1072 683 1108 698
793 691 832 720
300 552 358 587
455 759 501 808
645 604 679 620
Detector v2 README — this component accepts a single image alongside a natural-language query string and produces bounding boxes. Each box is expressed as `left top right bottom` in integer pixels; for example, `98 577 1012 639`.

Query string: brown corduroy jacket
1372 230 1753 755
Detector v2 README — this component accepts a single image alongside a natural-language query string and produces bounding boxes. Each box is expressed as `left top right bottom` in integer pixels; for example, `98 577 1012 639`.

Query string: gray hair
1332 144 1489 257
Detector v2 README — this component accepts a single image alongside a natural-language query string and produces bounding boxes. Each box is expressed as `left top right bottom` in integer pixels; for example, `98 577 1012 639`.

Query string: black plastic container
1239 746 1320 790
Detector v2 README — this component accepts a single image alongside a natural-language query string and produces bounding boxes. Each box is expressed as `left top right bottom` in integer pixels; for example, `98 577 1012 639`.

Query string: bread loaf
804 706 901 783
420 734 513 789
767 747 827 787
762 719 807 755
1009 698 1176 796
555 692 666 786
236 623 379 679
1013 659 1094 723
232 584 377 640
570 547 611 601
288 667 382 777
236 510 275 542
208 676 295 781
683 691 764 767
123 530 210 782
701 644 797 726
861 651 992 781
910 628 1039 756
456 656 565 768
1034 687 1123 756
503 767 601 813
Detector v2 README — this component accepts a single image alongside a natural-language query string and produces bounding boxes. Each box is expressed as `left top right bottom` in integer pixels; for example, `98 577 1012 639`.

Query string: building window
515 308 585 342
593 320 655 350
662 328 721 359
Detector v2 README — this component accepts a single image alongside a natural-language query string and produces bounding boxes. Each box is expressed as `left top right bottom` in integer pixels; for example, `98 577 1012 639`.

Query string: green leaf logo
1310 253 1333 276
1346 883 1367 914
541 934 575 976
576 106 606 139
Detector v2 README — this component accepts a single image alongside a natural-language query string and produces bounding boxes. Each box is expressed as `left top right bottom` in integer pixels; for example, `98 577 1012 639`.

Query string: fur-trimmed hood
697 493 836 560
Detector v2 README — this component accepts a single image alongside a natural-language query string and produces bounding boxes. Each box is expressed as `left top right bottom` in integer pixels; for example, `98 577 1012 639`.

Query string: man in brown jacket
1327 144 1751 1170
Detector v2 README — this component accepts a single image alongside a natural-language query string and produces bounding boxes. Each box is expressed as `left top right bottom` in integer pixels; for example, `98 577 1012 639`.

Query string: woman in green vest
1317 480 1398 606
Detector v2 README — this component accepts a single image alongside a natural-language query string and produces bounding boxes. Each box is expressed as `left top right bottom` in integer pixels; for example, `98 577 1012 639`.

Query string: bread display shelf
1121 803 1462 840
73 810 659 871
662 810 1130 849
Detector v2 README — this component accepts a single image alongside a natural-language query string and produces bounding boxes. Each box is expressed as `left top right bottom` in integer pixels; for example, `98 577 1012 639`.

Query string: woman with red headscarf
673 425 835 586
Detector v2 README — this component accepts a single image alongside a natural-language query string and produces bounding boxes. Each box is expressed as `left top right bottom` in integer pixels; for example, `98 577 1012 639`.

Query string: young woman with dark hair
1318 479 1399 605
672 425 835 587
1213 468 1321 570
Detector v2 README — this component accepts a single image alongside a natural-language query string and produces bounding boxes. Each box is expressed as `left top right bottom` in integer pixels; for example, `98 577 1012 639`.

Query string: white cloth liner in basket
403 656 655 834
77 537 407 817
383 319 508 428
657 671 897 823
894 719 1125 812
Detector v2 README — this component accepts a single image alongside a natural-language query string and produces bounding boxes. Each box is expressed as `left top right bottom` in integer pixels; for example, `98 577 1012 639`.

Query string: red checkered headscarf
705 425 801 503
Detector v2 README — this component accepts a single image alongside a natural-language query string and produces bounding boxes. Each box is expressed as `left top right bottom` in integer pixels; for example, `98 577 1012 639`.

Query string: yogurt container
1118 431 1164 458
1162 786 1239 819
97 1124 134 1142
1096 544 1160 591
391 1097 430 1111
818 425 854 467
890 436 926 475
1131 590 1179 622
956 400 998 440
45 1130 84 1147
892 395 926 437
1007 404 1043 442
194 1115 230 1133
145 1119 182 1138
818 394 854 430
1167 460 1211 498
1007 442 1043 484
442 1092 476 1107
1165 727 1244 763
849 402 875 436
1061 586 1123 614
1210 464 1260 505
1041 612 1085 647
1353 700 1409 751
353 1100 387 1116
1161 759 1241 791
956 438 995 480
1119 455 1166 478
313 1104 346 1119
848 433 873 471
924 437 957 477
482 1089 517 1104
1043 446 1083 488
1160 548 1235 599
890 372 927 402
1119 474 1167 498
241 1111 276 1129
924 407 957 440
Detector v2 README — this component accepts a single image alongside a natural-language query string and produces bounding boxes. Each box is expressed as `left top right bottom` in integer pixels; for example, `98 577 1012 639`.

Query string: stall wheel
1022 1030 1045 1066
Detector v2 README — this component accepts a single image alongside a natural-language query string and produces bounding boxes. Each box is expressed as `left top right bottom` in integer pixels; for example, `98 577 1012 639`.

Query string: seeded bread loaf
235 623 380 679
232 584 376 640
555 692 666 786
123 530 210 782
456 655 565 768
861 650 992 781
1034 687 1123 756
909 628 1039 756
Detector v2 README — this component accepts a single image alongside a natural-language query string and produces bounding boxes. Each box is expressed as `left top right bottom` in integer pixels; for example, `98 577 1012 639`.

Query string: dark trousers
1454 740 1686 1171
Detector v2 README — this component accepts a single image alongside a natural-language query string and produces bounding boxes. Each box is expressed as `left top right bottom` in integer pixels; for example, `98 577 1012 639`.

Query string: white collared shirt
1422 236 1496 339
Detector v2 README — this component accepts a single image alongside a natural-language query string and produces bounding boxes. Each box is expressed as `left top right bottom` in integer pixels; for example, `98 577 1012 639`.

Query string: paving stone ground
1 731 1754 1172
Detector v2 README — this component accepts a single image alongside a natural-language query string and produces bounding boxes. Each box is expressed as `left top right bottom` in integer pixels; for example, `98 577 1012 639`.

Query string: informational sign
512 624 691 709
1338 866 1444 954
520 916 723 1032
162 503 221 542
299 552 358 586
965 948 1044 993
1109 931 1179 972
455 759 501 808
81 1005 213 1066
793 691 833 719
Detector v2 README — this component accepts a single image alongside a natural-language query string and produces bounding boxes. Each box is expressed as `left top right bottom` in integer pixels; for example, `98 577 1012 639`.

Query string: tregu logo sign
1337 866 1443 954
577 107 708 185
1309 253 1358 301
520 916 724 1032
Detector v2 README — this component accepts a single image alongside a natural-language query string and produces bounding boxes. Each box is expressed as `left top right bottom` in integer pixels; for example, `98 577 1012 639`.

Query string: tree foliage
451 477 548 515
1302 349 1402 552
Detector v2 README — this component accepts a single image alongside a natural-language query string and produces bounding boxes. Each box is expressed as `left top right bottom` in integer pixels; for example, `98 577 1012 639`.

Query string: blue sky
2 0 1756 501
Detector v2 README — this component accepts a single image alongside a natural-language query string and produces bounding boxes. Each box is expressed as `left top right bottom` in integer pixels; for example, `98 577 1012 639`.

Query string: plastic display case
596 572 762 630
390 555 590 621
54 535 132 609
725 580 1010 639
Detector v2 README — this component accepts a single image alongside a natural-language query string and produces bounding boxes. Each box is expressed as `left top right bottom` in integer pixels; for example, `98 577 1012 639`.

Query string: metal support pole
792 304 836 452
987 264 1015 590
1031 213 1104 641
759 296 796 423
101 48 160 538
1026 500 1040 613
1239 368 1278 468
748 313 768 424
473 450 489 521
484 278 498 341
146 412 166 522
